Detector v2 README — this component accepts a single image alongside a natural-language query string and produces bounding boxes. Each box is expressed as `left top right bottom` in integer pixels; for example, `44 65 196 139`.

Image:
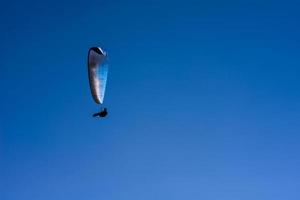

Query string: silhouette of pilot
93 108 108 117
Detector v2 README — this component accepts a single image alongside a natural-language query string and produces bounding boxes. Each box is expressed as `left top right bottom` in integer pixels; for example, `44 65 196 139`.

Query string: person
93 108 108 117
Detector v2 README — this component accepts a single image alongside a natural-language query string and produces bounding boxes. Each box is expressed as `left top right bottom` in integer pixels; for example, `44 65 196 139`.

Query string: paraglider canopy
87 47 108 104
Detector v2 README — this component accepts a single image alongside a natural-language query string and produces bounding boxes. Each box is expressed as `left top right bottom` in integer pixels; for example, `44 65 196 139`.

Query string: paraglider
87 47 109 118
92 108 108 117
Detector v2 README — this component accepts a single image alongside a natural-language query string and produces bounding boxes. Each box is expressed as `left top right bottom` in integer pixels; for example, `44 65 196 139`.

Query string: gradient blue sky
1 0 300 199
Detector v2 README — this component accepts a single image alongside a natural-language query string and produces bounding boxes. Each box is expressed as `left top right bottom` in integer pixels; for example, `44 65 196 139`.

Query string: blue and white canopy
87 47 108 104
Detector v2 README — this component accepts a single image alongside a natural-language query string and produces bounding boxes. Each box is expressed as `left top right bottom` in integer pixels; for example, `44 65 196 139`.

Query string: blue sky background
1 0 300 199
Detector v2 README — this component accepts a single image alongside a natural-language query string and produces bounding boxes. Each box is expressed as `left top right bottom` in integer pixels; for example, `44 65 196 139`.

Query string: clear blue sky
1 0 300 199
